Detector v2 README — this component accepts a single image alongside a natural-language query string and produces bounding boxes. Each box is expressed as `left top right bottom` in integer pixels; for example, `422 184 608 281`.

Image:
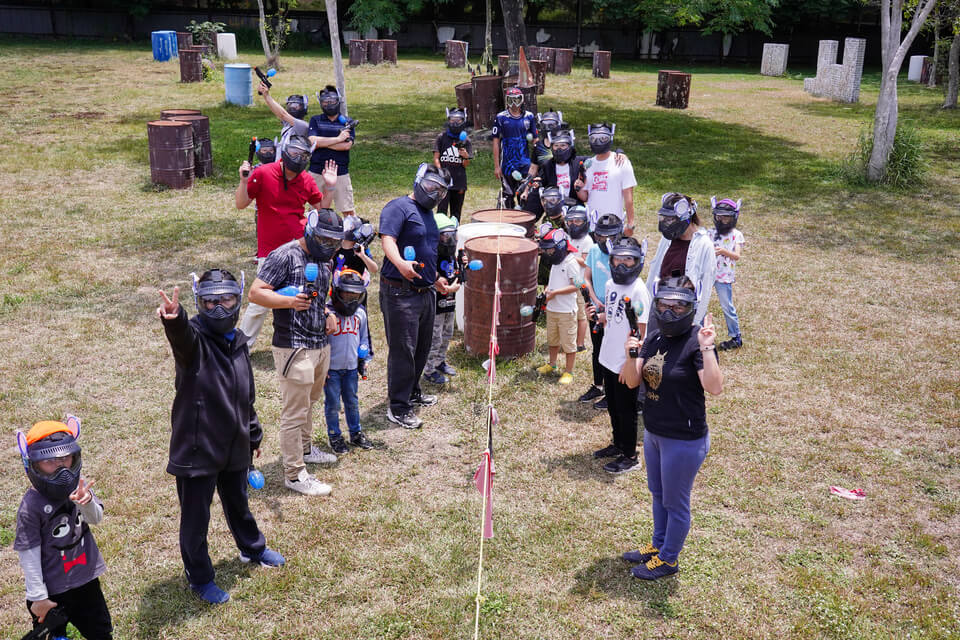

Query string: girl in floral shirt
708 197 745 351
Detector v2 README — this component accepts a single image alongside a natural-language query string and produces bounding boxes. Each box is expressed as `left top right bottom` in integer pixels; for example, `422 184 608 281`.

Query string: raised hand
239 161 252 180
698 312 716 348
69 477 95 505
322 159 338 190
157 286 180 320
258 80 270 97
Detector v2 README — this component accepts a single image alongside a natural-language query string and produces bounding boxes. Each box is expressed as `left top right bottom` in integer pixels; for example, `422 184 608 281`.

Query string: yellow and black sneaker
622 543 659 564
630 554 679 580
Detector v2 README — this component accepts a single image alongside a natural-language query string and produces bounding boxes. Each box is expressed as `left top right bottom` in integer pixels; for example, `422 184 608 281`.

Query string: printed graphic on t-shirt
557 170 570 193
642 349 667 399
439 145 464 166
591 171 609 192
333 315 362 337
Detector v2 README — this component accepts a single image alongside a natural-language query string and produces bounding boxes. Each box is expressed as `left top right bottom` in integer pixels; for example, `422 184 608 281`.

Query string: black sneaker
718 336 742 351
604 455 641 474
387 407 422 429
578 385 604 403
593 397 608 410
630 555 679 580
593 444 620 459
410 391 438 407
349 432 374 450
329 435 349 455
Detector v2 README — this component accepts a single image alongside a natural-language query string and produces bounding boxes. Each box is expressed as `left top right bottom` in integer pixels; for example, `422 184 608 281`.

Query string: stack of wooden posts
349 39 398 66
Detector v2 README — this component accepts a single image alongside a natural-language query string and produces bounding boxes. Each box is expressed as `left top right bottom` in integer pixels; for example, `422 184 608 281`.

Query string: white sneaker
303 445 337 464
284 469 332 496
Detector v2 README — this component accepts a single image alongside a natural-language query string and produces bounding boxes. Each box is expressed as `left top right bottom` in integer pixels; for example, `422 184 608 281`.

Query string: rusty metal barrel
471 209 536 237
179 49 203 83
161 108 201 119
381 39 397 63
170 115 212 178
446 40 468 68
147 120 195 189
176 31 193 51
554 49 573 75
455 82 473 117
528 59 546 94
471 75 503 130
593 50 611 78
498 55 509 75
366 39 384 65
463 236 539 359
349 39 366 66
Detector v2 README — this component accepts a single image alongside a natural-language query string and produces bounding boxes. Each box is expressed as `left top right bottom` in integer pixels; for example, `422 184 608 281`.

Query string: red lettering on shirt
591 171 609 192
333 315 361 336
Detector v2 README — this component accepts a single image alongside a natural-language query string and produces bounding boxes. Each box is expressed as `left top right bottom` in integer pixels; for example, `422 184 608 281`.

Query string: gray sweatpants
425 312 455 374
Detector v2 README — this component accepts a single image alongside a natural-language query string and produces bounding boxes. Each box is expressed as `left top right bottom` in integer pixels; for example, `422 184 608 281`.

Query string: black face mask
713 214 737 235
332 291 361 317
659 216 690 240
655 307 695 337
553 146 573 164
565 221 588 239
438 236 457 257
305 234 338 262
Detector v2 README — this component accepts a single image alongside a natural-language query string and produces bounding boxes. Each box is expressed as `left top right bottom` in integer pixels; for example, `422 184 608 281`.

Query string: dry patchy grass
0 41 958 639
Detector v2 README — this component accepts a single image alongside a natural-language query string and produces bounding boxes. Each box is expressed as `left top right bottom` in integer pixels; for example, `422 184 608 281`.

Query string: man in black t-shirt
378 164 452 429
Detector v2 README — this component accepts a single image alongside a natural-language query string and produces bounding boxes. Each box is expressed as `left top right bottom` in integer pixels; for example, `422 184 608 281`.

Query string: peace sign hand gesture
698 312 716 349
157 286 181 320
69 477 95 505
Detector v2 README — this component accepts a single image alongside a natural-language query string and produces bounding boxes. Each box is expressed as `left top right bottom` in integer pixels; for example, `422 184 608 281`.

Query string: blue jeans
324 368 360 438
643 430 710 564
713 281 740 338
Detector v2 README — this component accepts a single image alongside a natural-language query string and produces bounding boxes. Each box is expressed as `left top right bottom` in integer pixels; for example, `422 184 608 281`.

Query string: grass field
0 39 958 639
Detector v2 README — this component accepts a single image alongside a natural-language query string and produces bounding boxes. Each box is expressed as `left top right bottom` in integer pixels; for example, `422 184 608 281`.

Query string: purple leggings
643 429 710 563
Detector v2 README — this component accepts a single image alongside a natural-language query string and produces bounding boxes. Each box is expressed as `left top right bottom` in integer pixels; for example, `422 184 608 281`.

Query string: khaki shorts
310 171 355 213
576 294 587 322
546 310 578 353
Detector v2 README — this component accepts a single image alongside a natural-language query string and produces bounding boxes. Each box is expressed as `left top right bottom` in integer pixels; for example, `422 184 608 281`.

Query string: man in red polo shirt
235 134 336 346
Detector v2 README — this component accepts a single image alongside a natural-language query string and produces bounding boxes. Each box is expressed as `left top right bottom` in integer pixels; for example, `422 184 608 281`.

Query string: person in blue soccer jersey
491 87 538 209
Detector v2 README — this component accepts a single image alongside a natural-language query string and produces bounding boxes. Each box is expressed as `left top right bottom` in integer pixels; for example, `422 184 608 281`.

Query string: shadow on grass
571 556 679 608
542 450 615 484
136 559 251 640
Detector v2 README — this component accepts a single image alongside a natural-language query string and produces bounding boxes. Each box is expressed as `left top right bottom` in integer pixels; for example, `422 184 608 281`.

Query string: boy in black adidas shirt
433 107 472 221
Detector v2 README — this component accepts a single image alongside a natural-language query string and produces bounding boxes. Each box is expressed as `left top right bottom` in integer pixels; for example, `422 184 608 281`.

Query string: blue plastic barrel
151 30 178 62
224 63 253 106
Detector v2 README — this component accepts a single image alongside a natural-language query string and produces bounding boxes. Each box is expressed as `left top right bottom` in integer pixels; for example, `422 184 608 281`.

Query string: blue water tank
224 63 252 106
151 30 178 62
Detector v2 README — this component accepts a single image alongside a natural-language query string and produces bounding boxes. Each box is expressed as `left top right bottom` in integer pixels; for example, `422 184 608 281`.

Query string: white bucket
454 223 526 331
907 55 924 82
217 33 238 60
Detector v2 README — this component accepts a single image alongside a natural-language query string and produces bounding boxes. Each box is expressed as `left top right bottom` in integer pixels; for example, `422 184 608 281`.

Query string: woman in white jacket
645 193 716 332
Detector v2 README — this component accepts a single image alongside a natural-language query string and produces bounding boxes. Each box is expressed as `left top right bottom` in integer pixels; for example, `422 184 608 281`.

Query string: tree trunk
256 0 276 67
481 0 494 69
945 31 960 108
928 18 939 88
500 0 528 68
324 0 348 116
866 0 937 182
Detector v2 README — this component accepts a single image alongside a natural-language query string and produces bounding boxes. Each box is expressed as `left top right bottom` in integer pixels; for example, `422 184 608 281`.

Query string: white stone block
216 33 237 60
908 55 924 82
761 43 789 76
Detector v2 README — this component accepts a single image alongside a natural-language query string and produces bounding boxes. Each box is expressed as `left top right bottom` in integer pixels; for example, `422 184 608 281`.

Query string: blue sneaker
424 370 447 385
630 555 679 580
240 547 286 568
439 361 457 376
190 580 230 604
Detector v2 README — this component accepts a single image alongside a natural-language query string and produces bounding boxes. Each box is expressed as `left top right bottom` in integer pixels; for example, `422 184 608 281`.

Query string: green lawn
0 39 958 640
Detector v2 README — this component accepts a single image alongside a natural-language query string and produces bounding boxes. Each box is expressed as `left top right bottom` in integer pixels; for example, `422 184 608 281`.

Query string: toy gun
456 130 470 151
254 66 276 94
509 170 541 206
242 136 258 178
580 285 600 333
403 246 424 272
337 114 360 130
531 291 547 323
623 296 642 358
247 466 264 490
275 263 321 304
20 606 68 640
357 344 369 380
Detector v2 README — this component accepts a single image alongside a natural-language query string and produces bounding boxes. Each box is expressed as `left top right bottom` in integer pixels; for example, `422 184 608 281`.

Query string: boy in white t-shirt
536 229 581 385
578 123 637 236
708 197 745 351
563 204 595 351
592 237 650 474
